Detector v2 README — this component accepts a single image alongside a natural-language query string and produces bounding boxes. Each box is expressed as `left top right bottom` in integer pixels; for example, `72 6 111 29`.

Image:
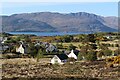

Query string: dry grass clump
106 56 120 68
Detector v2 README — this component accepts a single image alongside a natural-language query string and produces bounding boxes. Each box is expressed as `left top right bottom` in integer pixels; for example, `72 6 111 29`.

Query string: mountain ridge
1 12 118 32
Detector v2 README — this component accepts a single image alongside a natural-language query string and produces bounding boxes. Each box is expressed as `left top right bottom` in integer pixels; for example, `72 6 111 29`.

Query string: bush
78 44 82 49
67 44 77 50
56 43 63 49
97 51 104 58
89 43 97 49
106 57 114 62
115 44 119 47
99 44 108 49
106 56 120 68
114 49 120 56
107 63 114 68
62 35 73 42
67 57 76 62
87 34 96 43
103 49 112 56
85 50 97 61
111 44 114 47
28 44 38 57
36 49 44 61
78 53 84 60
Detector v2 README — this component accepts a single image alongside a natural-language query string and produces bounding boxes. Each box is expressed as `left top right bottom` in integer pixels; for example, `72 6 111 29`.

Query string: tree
15 37 21 41
78 35 84 42
89 43 97 50
114 49 120 56
97 51 104 58
68 44 77 50
80 45 88 56
103 49 112 56
36 49 43 61
28 44 38 57
87 34 96 43
99 43 108 50
85 50 97 61
62 35 73 42
80 44 97 61
56 43 63 49
78 44 82 49
78 52 84 60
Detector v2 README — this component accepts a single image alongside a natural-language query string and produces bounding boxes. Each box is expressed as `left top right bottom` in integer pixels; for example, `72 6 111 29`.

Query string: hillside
1 12 118 32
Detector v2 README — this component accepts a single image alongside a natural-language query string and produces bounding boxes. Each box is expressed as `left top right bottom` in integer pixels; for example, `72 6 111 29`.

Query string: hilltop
1 12 117 32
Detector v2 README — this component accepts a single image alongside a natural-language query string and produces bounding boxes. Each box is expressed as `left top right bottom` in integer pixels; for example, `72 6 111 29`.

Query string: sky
0 2 118 17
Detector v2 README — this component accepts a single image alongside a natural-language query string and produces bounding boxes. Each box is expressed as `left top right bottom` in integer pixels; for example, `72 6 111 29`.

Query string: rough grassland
2 58 120 80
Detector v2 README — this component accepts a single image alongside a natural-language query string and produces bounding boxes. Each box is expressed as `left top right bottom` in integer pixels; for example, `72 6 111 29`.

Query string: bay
7 32 91 36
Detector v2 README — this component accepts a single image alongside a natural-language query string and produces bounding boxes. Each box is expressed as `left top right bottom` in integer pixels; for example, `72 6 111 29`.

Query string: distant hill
1 12 118 32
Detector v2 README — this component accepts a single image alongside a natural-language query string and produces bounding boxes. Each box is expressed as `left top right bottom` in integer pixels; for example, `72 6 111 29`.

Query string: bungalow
51 54 68 64
68 50 79 60
16 44 27 54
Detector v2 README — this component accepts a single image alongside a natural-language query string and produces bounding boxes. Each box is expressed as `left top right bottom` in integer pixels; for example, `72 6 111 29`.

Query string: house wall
51 55 62 64
68 50 77 59
16 45 25 54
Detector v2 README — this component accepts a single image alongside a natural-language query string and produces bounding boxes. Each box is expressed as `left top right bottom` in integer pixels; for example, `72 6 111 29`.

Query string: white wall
68 50 77 59
16 44 25 54
51 55 62 64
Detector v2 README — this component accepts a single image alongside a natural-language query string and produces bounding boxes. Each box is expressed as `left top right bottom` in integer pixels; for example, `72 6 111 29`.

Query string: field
2 58 120 80
52 42 83 49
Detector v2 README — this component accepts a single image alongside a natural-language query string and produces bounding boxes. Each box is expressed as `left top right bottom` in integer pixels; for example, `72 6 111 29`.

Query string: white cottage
68 50 78 60
1 37 7 44
16 44 27 54
51 54 68 64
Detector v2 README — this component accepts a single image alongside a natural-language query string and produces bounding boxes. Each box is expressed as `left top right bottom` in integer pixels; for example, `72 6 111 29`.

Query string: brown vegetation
2 58 120 80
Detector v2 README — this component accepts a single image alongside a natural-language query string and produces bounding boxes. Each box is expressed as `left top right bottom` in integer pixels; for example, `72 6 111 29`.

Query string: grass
52 42 83 49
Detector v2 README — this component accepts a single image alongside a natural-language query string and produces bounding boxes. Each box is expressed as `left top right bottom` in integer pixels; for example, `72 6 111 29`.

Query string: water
7 32 90 36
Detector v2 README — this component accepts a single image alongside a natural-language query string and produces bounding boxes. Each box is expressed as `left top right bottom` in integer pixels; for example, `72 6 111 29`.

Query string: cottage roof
73 50 79 56
21 44 26 49
0 44 9 51
56 54 68 60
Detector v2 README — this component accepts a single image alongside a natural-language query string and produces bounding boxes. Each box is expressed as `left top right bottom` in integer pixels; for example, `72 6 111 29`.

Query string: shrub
78 44 82 49
67 44 77 50
28 44 38 57
97 51 104 58
78 53 84 60
36 49 44 61
114 49 120 56
62 35 73 42
85 50 97 61
89 43 97 49
99 44 108 49
56 43 63 49
107 63 114 68
103 49 112 56
111 44 114 47
67 57 76 62
115 44 119 47
87 34 96 43
106 57 114 62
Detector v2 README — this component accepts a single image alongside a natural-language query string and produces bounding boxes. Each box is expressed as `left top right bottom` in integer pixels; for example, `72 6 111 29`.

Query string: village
0 32 120 80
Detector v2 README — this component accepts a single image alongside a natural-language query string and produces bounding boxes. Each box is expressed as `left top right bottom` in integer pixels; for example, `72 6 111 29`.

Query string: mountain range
0 12 118 32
